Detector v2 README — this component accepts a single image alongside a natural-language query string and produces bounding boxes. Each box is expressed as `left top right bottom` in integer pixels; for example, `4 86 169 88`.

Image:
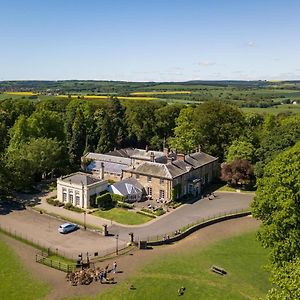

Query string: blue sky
1 0 300 81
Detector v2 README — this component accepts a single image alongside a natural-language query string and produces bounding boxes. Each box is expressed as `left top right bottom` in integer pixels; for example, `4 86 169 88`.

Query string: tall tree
193 101 245 160
152 104 182 150
125 101 162 147
7 115 31 152
6 138 63 190
255 114 300 177
109 97 127 148
169 106 197 153
68 109 86 166
28 109 65 141
96 113 114 153
251 141 300 264
226 140 255 163
266 258 300 300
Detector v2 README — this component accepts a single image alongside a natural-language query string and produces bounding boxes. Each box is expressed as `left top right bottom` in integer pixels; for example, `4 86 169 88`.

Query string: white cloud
198 60 216 66
245 41 256 47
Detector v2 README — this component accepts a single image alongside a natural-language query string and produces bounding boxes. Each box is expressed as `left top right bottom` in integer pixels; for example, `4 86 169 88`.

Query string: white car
58 223 78 234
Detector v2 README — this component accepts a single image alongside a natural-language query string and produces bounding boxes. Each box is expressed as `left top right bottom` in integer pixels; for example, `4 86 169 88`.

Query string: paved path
0 191 253 259
110 192 253 241
34 191 253 242
0 206 124 259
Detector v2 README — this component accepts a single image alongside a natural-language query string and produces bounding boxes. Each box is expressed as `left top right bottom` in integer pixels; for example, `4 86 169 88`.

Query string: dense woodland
0 94 299 193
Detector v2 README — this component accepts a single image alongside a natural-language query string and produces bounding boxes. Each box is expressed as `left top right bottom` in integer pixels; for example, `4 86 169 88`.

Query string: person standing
113 261 117 273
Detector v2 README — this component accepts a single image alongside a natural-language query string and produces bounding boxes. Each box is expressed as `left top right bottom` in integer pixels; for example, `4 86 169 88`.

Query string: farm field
69 230 270 300
1 80 300 114
130 91 192 95
241 104 300 114
0 235 49 300
92 208 153 225
58 95 160 101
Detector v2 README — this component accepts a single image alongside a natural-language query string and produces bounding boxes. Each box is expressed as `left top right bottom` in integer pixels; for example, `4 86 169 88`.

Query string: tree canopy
226 140 255 163
251 141 300 264
193 101 245 160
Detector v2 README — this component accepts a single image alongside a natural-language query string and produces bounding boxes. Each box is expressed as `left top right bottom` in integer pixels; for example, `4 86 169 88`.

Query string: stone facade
57 172 108 208
122 172 173 201
122 151 218 201
83 148 218 202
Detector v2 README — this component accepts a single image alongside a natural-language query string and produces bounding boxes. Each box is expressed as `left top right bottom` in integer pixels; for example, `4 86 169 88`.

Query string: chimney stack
177 153 185 161
198 145 202 153
145 145 149 152
99 162 105 180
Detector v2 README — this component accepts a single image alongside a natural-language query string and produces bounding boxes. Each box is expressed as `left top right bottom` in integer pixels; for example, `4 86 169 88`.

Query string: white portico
57 172 108 209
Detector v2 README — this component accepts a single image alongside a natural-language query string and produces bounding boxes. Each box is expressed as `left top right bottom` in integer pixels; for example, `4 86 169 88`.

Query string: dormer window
147 176 152 182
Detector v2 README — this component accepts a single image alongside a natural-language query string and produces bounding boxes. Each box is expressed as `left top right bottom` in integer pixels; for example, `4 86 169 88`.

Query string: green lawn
68 231 271 300
92 208 153 225
0 236 49 300
217 184 255 194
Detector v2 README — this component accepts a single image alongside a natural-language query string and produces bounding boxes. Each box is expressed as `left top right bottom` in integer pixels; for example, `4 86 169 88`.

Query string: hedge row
137 210 156 218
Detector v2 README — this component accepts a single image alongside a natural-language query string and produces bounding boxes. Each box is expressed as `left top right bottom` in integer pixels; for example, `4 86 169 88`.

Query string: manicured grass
68 231 270 300
92 208 153 225
0 236 49 300
217 184 255 194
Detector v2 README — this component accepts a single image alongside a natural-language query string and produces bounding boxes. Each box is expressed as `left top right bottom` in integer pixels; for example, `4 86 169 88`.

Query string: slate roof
109 177 144 196
60 172 103 186
85 152 131 166
106 148 166 162
127 151 217 179
87 160 126 175
127 162 173 179
105 148 134 158
166 160 192 177
184 152 218 168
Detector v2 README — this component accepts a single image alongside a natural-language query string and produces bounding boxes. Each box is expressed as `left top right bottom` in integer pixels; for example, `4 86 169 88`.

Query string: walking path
35 191 253 242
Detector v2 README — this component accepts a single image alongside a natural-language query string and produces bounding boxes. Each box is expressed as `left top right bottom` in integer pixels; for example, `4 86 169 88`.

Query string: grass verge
68 231 270 300
92 208 153 225
0 236 50 300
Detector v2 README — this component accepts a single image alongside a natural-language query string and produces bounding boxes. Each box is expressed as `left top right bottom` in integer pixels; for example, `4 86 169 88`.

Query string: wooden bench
211 265 227 275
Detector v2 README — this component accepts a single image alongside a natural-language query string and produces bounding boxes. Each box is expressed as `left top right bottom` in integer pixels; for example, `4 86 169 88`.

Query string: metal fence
144 208 251 243
0 222 128 261
35 252 76 273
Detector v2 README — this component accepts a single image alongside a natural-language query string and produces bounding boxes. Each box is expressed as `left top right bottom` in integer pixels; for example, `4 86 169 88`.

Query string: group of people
97 261 118 283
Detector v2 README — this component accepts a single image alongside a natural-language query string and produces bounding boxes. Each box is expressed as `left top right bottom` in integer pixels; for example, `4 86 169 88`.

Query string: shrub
64 202 73 209
154 207 165 216
117 201 134 209
96 193 116 210
47 198 64 207
111 193 125 202
137 210 156 218
141 207 165 217
64 203 84 213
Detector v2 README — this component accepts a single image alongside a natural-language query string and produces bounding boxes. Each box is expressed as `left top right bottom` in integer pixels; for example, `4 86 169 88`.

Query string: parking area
0 205 125 259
